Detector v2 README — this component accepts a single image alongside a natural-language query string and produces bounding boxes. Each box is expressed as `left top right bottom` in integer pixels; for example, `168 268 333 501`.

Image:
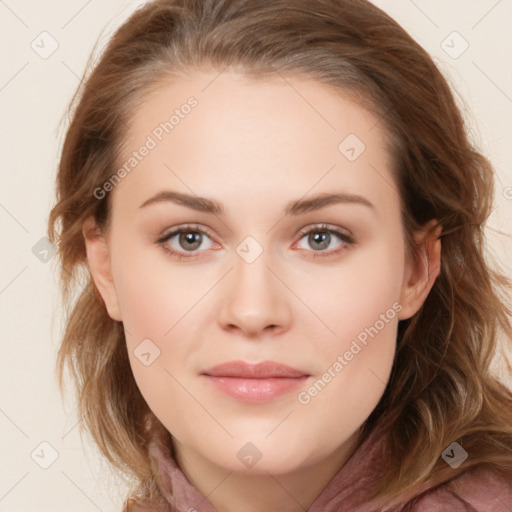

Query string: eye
156 223 355 261
157 224 218 260
295 224 355 258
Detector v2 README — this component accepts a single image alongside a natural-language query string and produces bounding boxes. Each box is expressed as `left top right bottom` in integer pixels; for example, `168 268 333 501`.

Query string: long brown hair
48 0 512 509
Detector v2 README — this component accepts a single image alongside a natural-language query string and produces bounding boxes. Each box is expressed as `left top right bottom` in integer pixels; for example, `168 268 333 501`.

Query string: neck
172 431 362 512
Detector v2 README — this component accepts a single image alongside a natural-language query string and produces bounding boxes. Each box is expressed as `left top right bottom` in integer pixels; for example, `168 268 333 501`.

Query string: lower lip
203 376 309 402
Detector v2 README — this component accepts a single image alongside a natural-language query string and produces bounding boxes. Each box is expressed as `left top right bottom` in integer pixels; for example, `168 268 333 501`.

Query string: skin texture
83 69 441 512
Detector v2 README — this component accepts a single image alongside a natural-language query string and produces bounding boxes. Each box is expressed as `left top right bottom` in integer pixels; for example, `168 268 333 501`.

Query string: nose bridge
217 237 291 335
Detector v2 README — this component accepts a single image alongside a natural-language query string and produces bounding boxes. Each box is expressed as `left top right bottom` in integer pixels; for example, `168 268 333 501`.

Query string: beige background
1 1 511 511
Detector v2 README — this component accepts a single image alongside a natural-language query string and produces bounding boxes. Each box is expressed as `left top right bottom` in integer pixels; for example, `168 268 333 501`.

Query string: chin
195 432 323 476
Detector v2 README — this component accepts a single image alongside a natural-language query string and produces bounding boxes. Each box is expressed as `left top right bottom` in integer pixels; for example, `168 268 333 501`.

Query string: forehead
113 69 398 218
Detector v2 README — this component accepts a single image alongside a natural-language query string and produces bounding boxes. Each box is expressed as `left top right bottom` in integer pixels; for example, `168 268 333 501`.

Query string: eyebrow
139 190 374 216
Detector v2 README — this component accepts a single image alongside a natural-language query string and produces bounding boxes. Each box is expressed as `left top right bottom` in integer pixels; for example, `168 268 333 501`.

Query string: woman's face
86 69 436 475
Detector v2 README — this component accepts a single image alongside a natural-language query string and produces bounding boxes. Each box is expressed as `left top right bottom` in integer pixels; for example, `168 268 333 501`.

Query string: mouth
200 360 310 402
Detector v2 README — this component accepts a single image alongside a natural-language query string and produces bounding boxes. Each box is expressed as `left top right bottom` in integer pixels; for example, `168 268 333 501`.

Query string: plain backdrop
1 1 511 511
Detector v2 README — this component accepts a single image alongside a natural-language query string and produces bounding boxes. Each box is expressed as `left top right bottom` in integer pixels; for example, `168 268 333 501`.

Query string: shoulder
407 465 512 512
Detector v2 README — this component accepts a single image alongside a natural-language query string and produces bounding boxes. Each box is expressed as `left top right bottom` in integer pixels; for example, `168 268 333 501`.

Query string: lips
201 360 310 402
202 360 309 378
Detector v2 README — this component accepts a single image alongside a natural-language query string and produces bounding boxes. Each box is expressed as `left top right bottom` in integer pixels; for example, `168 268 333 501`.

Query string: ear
82 217 122 322
398 219 442 320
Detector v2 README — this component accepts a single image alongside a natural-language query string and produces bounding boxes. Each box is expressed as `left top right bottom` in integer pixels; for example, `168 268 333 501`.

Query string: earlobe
398 220 442 321
82 217 123 322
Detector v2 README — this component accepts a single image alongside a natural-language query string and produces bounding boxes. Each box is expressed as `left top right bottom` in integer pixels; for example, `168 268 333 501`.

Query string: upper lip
201 360 309 378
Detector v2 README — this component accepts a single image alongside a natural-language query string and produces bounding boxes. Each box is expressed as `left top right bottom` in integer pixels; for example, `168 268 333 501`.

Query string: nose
217 250 292 338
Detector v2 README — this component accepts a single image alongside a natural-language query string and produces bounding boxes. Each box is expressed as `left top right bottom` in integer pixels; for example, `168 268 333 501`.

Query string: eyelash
156 223 356 260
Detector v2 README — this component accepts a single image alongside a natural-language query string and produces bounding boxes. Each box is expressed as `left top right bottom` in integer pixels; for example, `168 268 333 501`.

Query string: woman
48 0 512 510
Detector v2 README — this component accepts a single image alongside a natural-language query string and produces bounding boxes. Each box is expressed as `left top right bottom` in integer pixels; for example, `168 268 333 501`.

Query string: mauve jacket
132 421 512 512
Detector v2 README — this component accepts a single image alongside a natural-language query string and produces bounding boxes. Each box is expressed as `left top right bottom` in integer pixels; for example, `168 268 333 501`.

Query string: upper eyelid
296 223 353 238
158 223 215 242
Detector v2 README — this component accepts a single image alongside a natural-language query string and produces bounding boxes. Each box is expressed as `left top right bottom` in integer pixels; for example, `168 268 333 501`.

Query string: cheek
110 250 200 439
292 239 404 432
108 241 212 419
297 233 405 348
110 240 209 340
